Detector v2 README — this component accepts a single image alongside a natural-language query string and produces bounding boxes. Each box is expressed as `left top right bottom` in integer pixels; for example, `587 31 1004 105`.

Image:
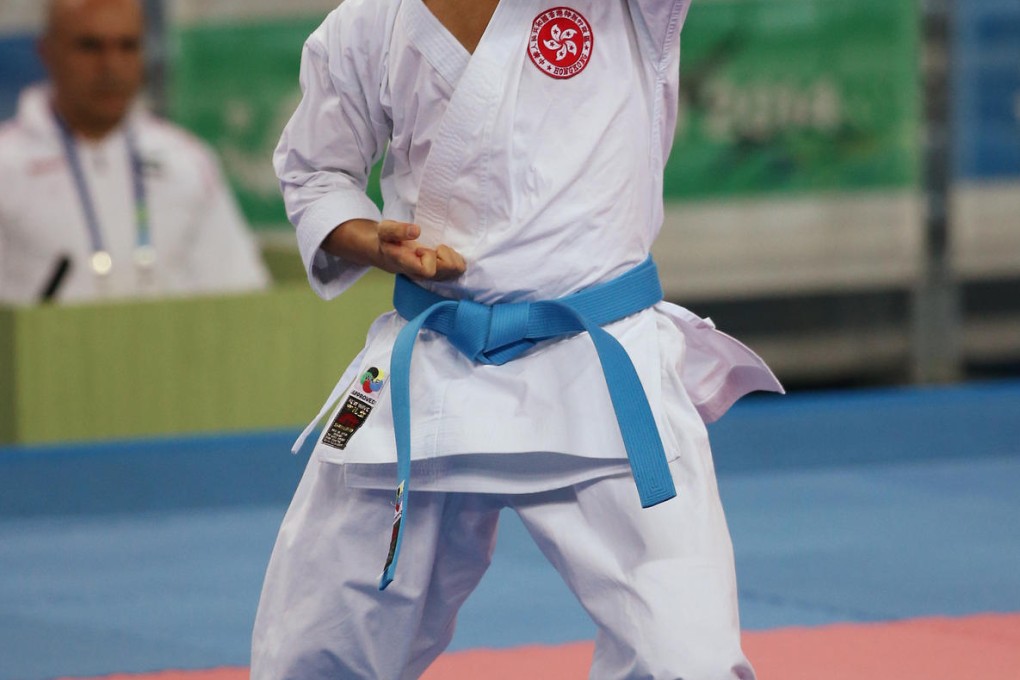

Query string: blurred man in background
0 0 269 305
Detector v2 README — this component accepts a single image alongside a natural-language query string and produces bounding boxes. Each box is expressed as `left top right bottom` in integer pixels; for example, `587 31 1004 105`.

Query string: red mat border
58 613 1020 680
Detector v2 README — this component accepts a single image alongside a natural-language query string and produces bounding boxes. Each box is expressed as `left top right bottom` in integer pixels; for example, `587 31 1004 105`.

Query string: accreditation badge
322 367 389 450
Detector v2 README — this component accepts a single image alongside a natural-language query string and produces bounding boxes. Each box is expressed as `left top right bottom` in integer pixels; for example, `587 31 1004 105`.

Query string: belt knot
439 298 537 366
380 258 674 590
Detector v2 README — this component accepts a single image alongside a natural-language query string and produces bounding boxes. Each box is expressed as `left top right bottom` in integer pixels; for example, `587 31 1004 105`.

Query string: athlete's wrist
322 219 384 269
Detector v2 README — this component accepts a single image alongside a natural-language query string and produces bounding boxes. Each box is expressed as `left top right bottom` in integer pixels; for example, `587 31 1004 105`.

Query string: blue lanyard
54 111 152 274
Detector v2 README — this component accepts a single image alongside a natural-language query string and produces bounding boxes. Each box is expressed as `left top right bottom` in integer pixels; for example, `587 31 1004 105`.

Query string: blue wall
0 34 45 121
955 0 1020 179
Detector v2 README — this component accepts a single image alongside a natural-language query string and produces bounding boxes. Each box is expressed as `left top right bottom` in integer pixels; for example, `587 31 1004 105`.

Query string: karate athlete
254 1 783 678
0 0 269 305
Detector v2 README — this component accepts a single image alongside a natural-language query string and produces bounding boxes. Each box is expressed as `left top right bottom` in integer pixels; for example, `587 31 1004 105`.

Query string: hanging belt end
638 482 677 509
378 481 407 591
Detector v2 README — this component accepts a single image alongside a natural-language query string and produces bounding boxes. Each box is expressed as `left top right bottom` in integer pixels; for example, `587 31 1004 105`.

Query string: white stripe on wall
653 190 924 299
653 181 1020 300
0 0 43 35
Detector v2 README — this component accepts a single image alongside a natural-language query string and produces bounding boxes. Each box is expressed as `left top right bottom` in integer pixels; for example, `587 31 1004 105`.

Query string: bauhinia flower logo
528 8 594 80
544 23 580 62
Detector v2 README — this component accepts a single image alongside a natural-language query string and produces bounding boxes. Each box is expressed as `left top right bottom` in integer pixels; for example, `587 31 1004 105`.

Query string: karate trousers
251 444 755 680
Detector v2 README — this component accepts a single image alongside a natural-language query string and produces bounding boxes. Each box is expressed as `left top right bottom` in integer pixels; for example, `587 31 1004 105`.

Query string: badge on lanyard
55 110 153 277
89 250 113 277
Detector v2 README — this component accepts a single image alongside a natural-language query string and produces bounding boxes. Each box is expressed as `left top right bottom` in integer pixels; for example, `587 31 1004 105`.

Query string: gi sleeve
628 0 693 64
273 9 393 300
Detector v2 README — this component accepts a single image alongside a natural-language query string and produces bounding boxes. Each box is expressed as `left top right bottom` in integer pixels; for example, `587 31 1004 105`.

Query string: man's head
39 0 145 139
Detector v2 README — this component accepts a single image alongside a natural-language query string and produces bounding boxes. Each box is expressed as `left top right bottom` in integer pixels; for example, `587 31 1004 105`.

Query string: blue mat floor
2 381 1019 680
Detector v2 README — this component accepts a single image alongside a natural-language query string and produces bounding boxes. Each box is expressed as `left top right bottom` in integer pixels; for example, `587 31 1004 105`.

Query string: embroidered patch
321 367 389 450
528 7 594 80
322 394 373 450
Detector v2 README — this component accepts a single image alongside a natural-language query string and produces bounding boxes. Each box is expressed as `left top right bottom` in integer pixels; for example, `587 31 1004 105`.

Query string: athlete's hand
323 219 466 281
376 221 466 281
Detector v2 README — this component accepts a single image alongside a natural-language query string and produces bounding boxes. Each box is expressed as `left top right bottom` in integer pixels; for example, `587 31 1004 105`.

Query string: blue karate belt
380 257 676 590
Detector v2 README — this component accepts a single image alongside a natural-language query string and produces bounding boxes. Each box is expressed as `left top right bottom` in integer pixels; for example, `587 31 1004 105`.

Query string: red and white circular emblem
528 7 594 80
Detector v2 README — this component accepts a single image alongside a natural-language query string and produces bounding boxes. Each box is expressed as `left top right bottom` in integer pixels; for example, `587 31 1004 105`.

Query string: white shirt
0 84 270 305
276 0 783 490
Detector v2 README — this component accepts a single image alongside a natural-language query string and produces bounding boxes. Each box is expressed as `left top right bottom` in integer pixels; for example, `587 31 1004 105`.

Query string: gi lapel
412 0 534 249
401 0 471 88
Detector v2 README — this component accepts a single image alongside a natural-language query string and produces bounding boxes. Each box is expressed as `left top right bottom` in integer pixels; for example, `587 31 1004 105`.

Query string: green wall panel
170 18 322 228
1 273 392 444
169 0 921 225
665 0 921 198
0 307 16 443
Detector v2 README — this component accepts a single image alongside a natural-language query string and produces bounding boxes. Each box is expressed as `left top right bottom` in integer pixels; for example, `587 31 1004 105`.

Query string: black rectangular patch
322 395 373 450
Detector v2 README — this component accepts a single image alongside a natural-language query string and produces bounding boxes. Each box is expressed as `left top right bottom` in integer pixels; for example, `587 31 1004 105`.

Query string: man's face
41 0 144 134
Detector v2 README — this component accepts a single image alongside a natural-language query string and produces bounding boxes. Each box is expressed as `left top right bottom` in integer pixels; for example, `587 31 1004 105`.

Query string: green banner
169 0 921 228
170 18 322 228
666 0 921 198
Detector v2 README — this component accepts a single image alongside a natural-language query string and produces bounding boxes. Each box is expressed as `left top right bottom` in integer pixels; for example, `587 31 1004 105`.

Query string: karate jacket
276 0 783 490
0 85 270 305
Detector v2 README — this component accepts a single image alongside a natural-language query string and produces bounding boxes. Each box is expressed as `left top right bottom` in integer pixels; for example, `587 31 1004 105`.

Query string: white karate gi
254 1 782 677
0 85 270 305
